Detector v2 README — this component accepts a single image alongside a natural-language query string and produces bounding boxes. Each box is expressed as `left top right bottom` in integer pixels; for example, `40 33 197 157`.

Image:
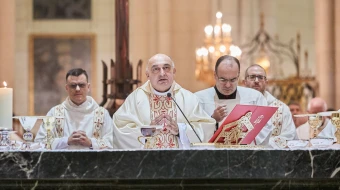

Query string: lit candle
0 81 13 129
204 25 213 40
222 24 231 37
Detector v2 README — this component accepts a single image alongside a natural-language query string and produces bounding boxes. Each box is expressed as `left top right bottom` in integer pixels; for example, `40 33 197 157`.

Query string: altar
1 148 340 189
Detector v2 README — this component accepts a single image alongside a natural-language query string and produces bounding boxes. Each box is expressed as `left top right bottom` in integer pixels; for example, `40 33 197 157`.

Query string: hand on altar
67 130 92 147
211 105 228 122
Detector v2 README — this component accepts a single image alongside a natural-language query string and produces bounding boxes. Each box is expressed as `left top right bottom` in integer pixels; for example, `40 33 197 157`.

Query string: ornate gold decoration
331 112 340 144
240 13 317 111
307 115 322 138
214 112 254 146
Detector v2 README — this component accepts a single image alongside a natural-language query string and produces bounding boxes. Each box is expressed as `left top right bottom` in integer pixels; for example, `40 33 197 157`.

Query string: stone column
0 0 15 89
314 0 335 107
335 0 340 109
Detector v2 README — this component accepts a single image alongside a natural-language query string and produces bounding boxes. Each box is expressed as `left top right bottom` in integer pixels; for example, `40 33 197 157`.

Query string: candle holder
0 128 12 150
42 117 56 150
331 112 340 144
308 115 322 139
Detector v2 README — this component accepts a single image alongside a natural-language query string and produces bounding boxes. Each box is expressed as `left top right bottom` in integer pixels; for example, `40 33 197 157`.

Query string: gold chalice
42 116 56 150
137 125 162 149
308 115 322 139
331 112 340 144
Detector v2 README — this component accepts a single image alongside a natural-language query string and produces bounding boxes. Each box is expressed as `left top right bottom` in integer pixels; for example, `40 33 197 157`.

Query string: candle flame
3 81 7 88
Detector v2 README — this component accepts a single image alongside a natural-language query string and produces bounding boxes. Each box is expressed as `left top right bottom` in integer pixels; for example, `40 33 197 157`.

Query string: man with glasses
112 54 215 149
195 55 272 146
35 68 113 149
243 64 296 148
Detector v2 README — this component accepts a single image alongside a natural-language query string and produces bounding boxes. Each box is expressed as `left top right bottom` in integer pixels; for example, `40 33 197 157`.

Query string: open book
209 104 278 144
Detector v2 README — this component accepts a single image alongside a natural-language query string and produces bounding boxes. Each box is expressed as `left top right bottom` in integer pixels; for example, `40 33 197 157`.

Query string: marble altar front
1 148 340 189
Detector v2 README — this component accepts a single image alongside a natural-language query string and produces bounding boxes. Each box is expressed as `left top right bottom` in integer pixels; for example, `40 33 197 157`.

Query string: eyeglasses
150 65 172 74
216 74 239 84
246 75 267 81
67 83 87 89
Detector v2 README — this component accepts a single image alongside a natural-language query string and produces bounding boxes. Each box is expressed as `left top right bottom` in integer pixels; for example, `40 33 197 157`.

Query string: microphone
167 93 202 143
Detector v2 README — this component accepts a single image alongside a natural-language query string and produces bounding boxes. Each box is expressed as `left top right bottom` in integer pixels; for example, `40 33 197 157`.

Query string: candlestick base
0 128 12 150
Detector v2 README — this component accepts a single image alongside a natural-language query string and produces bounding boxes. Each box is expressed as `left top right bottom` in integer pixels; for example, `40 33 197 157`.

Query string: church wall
15 0 115 115
11 0 315 115
129 0 315 92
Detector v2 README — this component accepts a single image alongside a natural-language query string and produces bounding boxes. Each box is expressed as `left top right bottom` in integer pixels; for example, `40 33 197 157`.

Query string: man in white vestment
35 68 113 149
296 97 335 140
195 55 272 146
243 64 296 148
112 54 216 149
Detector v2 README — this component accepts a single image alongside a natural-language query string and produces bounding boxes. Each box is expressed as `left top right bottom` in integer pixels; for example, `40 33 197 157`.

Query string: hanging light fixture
195 11 242 86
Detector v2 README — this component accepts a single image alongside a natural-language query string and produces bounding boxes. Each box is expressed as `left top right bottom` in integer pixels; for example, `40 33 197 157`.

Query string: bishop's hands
211 105 228 123
67 130 92 147
150 114 179 135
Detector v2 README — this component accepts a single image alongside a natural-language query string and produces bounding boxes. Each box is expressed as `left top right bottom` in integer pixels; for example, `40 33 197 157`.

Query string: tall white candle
0 81 13 129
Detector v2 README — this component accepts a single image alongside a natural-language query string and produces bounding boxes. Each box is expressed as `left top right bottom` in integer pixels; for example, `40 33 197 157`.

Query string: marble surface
1 148 340 189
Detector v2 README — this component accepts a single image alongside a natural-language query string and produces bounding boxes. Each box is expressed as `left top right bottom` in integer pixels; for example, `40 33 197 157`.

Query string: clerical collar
153 87 171 96
214 86 237 99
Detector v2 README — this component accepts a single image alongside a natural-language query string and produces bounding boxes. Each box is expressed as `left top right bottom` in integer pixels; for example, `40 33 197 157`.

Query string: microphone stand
167 93 202 143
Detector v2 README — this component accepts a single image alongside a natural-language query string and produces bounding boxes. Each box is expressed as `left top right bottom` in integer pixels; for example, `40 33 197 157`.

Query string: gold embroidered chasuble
112 81 216 149
35 96 114 149
264 91 296 148
146 91 179 149
270 99 284 137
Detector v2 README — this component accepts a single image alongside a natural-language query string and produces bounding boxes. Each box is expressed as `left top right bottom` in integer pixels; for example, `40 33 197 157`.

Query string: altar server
195 55 273 146
35 68 113 149
243 64 296 148
112 54 215 149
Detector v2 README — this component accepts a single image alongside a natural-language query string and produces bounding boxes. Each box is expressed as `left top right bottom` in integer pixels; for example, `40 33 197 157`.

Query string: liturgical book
209 104 278 144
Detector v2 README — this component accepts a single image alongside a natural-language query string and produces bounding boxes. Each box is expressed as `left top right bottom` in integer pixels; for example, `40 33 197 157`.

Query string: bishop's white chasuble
112 81 216 149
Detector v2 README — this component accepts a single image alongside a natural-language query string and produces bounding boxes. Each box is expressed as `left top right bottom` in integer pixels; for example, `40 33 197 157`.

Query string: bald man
243 64 296 148
296 97 335 140
112 53 215 149
195 55 273 146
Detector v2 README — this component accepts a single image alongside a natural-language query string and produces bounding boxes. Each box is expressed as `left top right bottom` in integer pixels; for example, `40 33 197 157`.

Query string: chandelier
195 12 242 86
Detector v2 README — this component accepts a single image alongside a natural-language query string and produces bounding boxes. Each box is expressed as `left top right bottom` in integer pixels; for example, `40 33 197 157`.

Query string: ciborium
42 117 56 150
331 112 340 144
308 115 322 139
14 116 38 150
137 125 162 149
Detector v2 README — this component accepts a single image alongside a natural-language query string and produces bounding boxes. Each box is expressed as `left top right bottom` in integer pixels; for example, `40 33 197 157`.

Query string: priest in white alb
195 55 273 146
35 68 113 149
112 54 216 149
243 64 296 148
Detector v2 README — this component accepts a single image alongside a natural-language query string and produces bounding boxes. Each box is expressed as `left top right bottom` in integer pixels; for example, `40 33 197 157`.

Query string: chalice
137 125 162 149
331 112 340 144
42 116 56 150
308 115 322 139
